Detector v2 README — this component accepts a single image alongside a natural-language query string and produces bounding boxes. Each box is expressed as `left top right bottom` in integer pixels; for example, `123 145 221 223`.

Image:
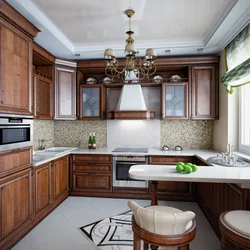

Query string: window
239 83 250 155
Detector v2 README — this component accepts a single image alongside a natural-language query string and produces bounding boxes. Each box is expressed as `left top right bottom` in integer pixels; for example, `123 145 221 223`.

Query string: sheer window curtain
221 23 250 94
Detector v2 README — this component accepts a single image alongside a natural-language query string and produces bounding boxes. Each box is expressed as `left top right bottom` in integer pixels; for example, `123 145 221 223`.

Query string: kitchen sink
207 156 250 167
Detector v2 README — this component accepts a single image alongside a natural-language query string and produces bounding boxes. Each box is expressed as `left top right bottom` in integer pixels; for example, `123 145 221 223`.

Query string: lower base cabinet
34 156 69 219
197 182 248 238
0 168 33 249
70 154 112 194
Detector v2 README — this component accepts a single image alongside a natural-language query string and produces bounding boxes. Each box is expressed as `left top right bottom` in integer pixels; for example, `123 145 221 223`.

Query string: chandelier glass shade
104 9 157 81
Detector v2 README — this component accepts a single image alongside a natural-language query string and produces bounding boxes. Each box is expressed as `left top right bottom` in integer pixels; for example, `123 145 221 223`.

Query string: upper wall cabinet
32 42 55 119
54 59 77 120
191 65 219 120
162 82 189 120
0 1 40 115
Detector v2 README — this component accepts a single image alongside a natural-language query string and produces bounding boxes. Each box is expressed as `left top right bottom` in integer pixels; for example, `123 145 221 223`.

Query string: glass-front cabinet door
80 85 103 119
162 82 188 119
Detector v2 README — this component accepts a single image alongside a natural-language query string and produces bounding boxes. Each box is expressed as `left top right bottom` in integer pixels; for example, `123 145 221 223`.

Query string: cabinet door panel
55 66 76 120
0 147 31 178
73 173 112 192
33 74 53 119
34 163 51 217
0 168 32 239
162 82 188 119
52 157 68 200
191 66 216 119
80 85 103 120
0 23 31 115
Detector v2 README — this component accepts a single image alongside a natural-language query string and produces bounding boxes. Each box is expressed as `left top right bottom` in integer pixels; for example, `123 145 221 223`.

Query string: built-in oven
113 155 148 188
0 116 33 151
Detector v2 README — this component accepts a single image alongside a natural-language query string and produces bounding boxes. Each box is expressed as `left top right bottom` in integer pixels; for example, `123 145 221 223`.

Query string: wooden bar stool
128 201 196 250
219 210 250 250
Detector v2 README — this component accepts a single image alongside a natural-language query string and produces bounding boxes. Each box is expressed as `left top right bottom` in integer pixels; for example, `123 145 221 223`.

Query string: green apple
186 162 193 166
184 165 193 173
176 165 184 173
177 162 185 167
191 164 198 172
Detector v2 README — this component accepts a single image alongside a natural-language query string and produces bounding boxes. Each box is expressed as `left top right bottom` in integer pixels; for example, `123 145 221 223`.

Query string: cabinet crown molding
55 59 77 68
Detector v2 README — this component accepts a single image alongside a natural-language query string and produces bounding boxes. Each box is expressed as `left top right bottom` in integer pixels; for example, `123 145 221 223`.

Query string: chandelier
104 9 157 81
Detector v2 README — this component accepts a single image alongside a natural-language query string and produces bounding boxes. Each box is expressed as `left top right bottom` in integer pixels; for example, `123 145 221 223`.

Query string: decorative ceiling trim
216 3 250 50
203 0 238 46
15 0 74 52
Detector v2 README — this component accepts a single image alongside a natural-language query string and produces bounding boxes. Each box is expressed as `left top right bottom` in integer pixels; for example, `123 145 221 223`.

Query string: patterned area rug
79 211 133 250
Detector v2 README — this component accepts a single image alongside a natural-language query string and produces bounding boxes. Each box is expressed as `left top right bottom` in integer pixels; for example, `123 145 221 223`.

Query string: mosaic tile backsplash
54 120 107 148
161 120 213 149
33 119 213 150
33 120 55 150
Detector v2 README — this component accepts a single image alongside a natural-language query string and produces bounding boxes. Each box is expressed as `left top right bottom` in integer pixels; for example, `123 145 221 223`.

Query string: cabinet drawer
73 173 112 192
149 156 193 164
72 163 111 173
0 147 31 177
72 154 112 163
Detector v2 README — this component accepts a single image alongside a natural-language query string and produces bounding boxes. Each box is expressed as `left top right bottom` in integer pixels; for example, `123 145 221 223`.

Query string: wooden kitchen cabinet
162 82 188 119
79 85 105 120
148 156 196 201
0 168 33 241
33 156 69 219
33 162 52 218
148 155 211 201
0 147 32 178
70 154 112 194
33 73 54 119
191 65 219 120
54 63 77 120
197 182 248 238
52 156 69 201
0 1 39 115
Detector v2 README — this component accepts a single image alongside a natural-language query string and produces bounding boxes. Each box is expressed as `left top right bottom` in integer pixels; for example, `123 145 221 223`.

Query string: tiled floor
12 197 220 250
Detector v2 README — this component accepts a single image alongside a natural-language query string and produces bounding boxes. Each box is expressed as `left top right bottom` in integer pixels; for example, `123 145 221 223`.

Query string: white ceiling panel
6 0 250 60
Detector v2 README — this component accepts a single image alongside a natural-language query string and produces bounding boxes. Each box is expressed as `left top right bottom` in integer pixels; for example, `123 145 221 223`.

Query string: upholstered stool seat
128 201 196 250
219 210 250 250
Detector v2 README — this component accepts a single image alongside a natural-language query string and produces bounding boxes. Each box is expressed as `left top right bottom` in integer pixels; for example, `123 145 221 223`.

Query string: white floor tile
11 197 220 250
11 233 38 250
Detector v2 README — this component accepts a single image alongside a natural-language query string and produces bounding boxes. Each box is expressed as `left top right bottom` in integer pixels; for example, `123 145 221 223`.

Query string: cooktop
112 148 148 153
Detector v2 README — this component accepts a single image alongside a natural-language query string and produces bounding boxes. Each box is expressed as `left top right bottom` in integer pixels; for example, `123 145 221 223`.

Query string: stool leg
143 241 149 250
221 235 228 250
178 244 189 250
150 245 159 250
133 233 141 250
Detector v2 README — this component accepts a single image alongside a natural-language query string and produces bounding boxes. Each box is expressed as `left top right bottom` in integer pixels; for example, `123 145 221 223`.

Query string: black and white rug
79 211 133 250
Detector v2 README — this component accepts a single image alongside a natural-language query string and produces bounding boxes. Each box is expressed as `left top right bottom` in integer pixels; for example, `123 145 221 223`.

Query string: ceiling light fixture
104 9 157 81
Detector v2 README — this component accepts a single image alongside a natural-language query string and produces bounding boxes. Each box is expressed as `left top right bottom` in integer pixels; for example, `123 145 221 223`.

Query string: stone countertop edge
32 148 250 188
31 148 217 167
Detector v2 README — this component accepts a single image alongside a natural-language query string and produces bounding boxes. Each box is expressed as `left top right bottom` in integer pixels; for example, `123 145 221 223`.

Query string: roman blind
221 22 250 94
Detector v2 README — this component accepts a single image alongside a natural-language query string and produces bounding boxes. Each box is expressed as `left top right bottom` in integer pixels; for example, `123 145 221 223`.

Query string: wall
213 50 239 152
33 119 214 150
33 119 213 150
54 120 107 148
161 120 213 149
33 120 55 150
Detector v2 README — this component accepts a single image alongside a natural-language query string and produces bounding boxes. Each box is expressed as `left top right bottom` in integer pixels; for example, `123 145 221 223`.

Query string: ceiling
6 0 250 60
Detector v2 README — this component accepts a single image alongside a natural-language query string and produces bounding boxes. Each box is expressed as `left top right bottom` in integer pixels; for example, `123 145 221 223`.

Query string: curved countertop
129 164 250 185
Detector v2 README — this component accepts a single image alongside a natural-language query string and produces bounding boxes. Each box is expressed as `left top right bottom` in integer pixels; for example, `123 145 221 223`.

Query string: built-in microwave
0 115 33 151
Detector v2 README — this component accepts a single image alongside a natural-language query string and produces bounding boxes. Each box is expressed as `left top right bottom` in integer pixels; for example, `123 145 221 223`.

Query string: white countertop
129 165 250 186
32 147 218 166
32 147 250 188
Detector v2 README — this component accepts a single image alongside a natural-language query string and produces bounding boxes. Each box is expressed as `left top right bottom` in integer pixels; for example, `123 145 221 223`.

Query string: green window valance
221 22 250 94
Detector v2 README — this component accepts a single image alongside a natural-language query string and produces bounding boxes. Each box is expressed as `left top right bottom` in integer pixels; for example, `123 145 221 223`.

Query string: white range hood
108 84 155 120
